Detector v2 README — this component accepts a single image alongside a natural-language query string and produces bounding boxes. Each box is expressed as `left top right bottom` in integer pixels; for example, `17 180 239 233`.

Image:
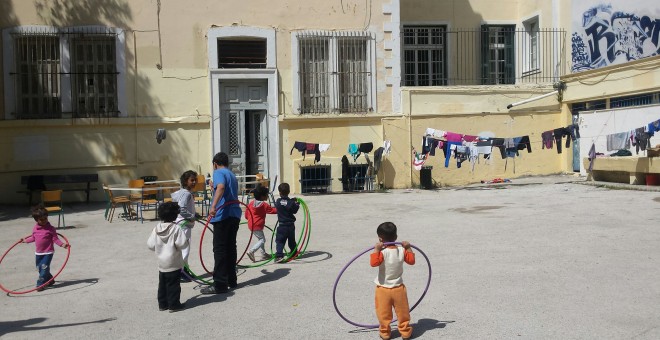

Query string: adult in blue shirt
201 152 242 294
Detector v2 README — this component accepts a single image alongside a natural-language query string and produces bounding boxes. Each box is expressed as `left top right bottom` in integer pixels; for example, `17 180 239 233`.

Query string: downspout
133 30 139 167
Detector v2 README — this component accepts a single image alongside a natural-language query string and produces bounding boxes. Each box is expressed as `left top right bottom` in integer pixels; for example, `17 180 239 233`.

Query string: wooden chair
128 179 159 223
104 185 131 223
41 190 65 228
192 174 210 217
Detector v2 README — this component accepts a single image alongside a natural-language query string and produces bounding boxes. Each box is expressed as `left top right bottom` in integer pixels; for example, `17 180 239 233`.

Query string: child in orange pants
370 222 415 340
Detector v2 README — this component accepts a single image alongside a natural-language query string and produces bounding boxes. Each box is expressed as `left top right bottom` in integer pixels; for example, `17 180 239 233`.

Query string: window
13 34 61 119
523 18 539 73
402 26 447 86
218 39 267 68
610 93 654 108
70 35 118 118
4 26 124 120
481 25 515 85
294 31 375 114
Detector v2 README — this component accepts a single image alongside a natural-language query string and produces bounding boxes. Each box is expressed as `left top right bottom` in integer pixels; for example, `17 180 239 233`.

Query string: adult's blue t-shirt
210 167 242 222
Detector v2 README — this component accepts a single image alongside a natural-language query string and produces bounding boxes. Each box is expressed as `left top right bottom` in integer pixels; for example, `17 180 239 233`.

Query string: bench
583 157 660 185
19 174 99 204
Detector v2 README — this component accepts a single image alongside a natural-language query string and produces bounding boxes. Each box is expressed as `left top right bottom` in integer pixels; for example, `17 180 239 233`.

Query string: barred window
5 26 123 120
296 31 374 114
403 26 447 86
71 35 118 118
481 25 516 85
14 34 62 119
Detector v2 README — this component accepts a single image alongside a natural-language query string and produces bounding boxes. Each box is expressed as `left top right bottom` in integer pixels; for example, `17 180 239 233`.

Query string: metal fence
402 27 566 86
340 163 374 192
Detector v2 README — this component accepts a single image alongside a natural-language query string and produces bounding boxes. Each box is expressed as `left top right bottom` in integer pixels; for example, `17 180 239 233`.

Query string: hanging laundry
462 135 478 143
647 119 660 136
454 145 469 168
541 130 554 149
341 155 350 191
422 137 439 156
566 123 580 141
383 140 392 155
359 142 374 154
348 143 360 161
305 143 321 163
444 131 463 143
290 141 308 160
442 141 462 167
425 128 446 138
412 150 428 170
373 147 384 173
318 144 331 152
587 143 596 172
475 139 493 160
491 138 507 159
514 136 532 154
552 128 571 154
632 127 651 154
606 131 631 151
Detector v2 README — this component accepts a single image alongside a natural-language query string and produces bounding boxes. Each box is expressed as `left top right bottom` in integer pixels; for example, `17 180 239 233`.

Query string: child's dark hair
158 202 180 223
180 170 198 187
278 182 290 196
377 222 398 242
31 204 48 220
212 152 229 167
251 185 270 201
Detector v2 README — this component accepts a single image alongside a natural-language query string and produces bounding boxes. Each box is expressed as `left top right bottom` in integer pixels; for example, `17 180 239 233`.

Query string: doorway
218 81 269 178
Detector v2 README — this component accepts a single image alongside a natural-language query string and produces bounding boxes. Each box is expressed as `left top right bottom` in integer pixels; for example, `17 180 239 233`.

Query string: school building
1 0 659 204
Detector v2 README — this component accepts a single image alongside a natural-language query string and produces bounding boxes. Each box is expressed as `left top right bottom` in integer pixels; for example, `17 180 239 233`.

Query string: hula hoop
236 225 277 268
332 242 432 328
282 198 312 262
0 233 71 295
199 200 254 275
182 264 214 285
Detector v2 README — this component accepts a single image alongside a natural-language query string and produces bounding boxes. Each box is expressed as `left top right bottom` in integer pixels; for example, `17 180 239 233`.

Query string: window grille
13 34 62 119
610 93 654 108
403 26 447 86
71 35 118 118
229 112 240 155
253 114 262 154
297 31 373 114
481 25 516 85
9 27 120 120
299 165 332 193
342 163 374 192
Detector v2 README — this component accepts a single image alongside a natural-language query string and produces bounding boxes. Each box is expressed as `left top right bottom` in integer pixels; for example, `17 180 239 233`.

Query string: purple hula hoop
332 242 432 329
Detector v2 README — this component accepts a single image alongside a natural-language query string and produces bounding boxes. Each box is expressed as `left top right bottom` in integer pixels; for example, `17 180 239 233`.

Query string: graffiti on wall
572 3 660 72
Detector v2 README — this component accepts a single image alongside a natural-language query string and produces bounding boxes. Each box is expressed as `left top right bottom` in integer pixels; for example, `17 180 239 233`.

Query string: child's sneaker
247 252 256 262
276 257 287 263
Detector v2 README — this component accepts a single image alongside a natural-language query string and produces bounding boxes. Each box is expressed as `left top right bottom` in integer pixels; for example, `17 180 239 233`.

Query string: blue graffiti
573 4 660 72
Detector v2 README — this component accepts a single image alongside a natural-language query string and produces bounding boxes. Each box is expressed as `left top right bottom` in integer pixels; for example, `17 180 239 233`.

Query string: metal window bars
401 27 566 86
10 26 119 119
297 31 373 114
299 164 333 193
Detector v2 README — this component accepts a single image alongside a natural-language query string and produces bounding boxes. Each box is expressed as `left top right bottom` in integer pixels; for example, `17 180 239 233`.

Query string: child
171 170 198 281
274 183 300 263
370 222 415 340
244 185 277 262
20 204 69 291
147 202 189 312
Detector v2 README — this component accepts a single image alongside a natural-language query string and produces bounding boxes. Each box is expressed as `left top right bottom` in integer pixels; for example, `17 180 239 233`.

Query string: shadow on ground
0 317 115 337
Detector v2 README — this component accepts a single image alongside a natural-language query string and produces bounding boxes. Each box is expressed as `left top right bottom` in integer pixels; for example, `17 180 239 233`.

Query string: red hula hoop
0 233 71 295
199 200 254 275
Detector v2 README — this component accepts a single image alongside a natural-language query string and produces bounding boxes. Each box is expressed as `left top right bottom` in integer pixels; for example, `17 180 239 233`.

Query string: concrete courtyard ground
1 174 660 339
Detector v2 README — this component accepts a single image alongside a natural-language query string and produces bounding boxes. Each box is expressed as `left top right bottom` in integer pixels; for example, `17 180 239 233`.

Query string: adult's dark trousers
212 217 240 290
275 223 297 258
158 269 182 309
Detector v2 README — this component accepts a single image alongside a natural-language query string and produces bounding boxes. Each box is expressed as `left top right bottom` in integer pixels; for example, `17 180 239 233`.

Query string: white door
219 81 268 177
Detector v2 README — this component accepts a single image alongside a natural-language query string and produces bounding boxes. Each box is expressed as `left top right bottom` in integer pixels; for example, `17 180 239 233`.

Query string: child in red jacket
244 186 277 262
20 205 69 291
